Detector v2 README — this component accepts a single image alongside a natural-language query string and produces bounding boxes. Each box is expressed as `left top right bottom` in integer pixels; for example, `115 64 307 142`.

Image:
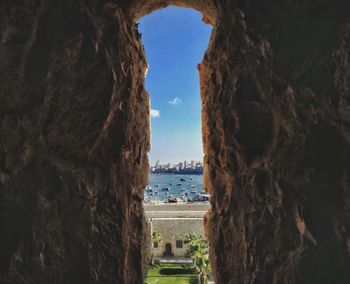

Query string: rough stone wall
129 0 217 24
1 0 350 283
201 0 350 283
0 1 149 283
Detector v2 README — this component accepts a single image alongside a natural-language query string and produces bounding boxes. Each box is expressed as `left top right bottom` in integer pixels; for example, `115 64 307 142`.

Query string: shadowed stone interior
129 0 217 24
1 0 350 283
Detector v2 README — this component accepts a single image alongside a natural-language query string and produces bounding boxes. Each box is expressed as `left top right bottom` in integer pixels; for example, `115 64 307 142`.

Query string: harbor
144 173 210 204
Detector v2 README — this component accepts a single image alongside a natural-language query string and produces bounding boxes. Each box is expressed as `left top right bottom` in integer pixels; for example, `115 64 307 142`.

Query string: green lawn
145 264 198 284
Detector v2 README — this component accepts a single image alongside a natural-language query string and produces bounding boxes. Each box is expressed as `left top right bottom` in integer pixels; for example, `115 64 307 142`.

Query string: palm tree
150 232 161 265
185 234 210 284
151 232 161 247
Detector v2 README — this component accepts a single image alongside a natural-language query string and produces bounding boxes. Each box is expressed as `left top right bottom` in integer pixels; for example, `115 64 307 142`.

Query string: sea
144 173 203 202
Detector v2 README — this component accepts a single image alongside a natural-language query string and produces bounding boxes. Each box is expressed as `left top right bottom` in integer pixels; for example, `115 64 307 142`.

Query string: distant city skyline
151 159 203 175
138 7 212 165
153 159 203 168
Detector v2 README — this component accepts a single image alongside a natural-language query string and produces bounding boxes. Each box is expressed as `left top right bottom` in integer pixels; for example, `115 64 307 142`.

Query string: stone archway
1 1 350 284
129 0 218 25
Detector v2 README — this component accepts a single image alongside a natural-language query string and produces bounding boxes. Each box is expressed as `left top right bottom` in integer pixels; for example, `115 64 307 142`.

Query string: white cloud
168 97 182 105
150 109 160 118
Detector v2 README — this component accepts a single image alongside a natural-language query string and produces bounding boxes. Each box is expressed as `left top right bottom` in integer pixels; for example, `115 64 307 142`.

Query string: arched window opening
137 6 214 282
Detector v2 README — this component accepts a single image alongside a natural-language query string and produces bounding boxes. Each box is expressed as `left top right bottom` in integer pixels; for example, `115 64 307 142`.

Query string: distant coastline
151 168 203 175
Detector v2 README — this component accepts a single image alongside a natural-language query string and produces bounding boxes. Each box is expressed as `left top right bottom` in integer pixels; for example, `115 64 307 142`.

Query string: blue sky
138 7 212 166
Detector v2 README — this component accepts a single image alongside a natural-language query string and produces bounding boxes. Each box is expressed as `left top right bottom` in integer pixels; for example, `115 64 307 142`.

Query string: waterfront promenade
144 202 210 218
144 202 210 212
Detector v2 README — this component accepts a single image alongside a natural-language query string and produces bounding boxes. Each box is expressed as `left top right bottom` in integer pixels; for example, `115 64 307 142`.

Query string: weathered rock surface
201 1 350 283
0 0 350 283
0 1 149 283
129 0 217 25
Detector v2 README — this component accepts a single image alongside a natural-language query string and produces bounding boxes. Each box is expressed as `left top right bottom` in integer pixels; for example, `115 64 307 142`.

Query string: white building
184 160 189 168
155 159 160 168
145 203 210 257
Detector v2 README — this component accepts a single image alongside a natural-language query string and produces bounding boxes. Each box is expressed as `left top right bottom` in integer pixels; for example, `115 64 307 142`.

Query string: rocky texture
129 0 217 25
0 1 149 283
200 0 350 283
1 0 350 283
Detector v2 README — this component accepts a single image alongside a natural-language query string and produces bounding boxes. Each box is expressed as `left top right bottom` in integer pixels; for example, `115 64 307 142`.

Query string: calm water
144 174 203 202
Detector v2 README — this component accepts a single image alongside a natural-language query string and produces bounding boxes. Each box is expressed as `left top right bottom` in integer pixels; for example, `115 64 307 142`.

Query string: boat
180 178 186 182
176 182 182 186
192 193 210 202
185 192 188 196
168 196 178 203
190 177 193 180
190 184 196 188
145 187 153 192
155 184 159 187
162 187 170 191
180 188 186 192
191 189 196 193
169 183 173 186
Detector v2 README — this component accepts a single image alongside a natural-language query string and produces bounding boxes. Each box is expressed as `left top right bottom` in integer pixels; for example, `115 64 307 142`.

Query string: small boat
192 193 210 202
168 196 177 203
190 177 193 180
155 184 159 187
191 189 196 193
165 192 169 195
190 184 196 188
162 187 170 191
176 182 182 186
185 192 188 196
169 183 173 186
180 178 186 182
180 188 186 192
145 187 153 192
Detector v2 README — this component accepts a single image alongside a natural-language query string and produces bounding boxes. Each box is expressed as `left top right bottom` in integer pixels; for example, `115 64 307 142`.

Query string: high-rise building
155 159 160 168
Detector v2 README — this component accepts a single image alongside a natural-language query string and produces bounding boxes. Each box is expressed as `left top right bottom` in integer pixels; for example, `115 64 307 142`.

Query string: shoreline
149 172 203 175
143 201 210 205
144 202 210 212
